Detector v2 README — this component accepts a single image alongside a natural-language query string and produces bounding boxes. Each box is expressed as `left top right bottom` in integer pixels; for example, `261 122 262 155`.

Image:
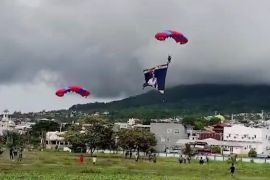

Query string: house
128 118 141 126
14 122 33 135
150 123 188 152
133 124 150 131
113 123 128 132
199 123 230 140
113 118 150 132
199 131 223 140
176 138 243 155
213 123 230 134
223 124 270 155
45 131 69 149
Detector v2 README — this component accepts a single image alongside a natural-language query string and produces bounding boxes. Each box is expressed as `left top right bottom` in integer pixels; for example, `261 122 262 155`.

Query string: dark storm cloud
1 0 270 98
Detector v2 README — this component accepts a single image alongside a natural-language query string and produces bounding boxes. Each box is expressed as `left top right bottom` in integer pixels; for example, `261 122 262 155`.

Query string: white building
113 118 149 132
114 122 128 129
0 110 15 131
128 118 141 126
223 124 270 155
15 122 35 135
45 131 69 149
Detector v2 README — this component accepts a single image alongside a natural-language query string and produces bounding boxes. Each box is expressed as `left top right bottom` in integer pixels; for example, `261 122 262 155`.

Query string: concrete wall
150 123 187 152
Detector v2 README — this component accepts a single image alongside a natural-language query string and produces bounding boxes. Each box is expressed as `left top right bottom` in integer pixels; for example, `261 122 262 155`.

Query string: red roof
213 123 231 128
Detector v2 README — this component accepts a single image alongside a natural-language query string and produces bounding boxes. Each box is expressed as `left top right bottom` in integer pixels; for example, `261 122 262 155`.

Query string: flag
143 63 169 94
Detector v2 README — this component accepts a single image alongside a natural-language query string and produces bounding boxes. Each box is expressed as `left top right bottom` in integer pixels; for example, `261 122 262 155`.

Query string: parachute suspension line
162 55 171 103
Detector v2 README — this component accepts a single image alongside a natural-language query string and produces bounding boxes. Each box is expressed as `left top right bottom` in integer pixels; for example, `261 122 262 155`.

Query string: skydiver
167 55 171 64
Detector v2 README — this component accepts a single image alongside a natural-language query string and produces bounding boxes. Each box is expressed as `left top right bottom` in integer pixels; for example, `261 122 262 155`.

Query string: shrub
248 149 257 158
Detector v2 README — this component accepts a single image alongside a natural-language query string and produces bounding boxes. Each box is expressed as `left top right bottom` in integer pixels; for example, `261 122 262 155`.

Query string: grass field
0 150 270 180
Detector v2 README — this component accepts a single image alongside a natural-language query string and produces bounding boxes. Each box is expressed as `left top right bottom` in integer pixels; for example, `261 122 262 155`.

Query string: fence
99 150 270 164
156 152 270 164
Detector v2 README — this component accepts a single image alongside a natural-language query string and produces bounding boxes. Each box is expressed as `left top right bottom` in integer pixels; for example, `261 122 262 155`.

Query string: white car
63 147 72 152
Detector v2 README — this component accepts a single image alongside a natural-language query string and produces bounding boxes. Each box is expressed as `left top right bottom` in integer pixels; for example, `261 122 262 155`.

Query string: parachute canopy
56 85 90 97
155 30 188 44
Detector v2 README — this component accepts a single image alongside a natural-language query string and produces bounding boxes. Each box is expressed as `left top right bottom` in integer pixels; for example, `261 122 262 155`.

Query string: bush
248 149 257 158
211 145 221 154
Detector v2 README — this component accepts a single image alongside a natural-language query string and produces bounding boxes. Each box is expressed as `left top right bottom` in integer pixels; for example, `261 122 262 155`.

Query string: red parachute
55 85 90 97
155 30 188 44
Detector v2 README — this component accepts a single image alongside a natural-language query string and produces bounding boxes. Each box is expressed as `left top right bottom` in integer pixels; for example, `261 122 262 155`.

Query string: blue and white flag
143 63 169 94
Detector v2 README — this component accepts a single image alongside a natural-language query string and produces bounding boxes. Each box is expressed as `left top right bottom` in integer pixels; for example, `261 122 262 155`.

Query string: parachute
55 85 90 97
155 30 188 44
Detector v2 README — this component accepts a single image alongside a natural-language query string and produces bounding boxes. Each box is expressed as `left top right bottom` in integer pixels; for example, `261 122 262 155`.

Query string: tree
84 123 114 155
194 121 205 130
79 115 108 124
211 145 221 154
248 149 257 158
182 116 207 130
31 121 60 133
118 128 156 157
64 124 86 152
209 117 221 126
64 115 114 155
3 131 24 148
182 116 197 126
30 121 60 148
183 143 192 156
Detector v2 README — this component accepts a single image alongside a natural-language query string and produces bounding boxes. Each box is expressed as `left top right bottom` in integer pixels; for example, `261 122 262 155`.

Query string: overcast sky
1 0 270 113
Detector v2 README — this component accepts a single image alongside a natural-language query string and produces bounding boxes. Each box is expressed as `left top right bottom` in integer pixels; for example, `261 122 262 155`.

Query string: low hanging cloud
1 0 270 100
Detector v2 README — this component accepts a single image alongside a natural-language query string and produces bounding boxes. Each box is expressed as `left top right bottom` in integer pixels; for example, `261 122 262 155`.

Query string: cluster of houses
43 116 270 157
0 110 35 137
1 110 270 157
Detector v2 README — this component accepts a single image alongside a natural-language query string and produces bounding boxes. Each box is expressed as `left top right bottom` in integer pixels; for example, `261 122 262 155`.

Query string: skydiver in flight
167 55 171 64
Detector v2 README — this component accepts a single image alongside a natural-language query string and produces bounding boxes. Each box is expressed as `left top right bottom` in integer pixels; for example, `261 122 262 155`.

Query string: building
113 123 128 132
199 123 230 141
199 131 223 140
133 124 150 130
113 118 150 132
0 110 15 131
150 123 187 152
128 118 141 126
223 124 270 155
45 131 69 149
15 122 34 135
213 123 230 134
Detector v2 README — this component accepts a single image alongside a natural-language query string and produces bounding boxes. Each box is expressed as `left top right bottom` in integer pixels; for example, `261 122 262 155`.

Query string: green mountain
70 84 270 119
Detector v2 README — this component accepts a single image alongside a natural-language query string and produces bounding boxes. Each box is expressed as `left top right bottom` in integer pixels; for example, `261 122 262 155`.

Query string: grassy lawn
0 150 270 180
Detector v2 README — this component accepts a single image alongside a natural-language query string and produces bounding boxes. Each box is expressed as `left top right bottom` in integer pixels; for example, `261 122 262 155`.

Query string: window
161 137 165 142
167 129 172 134
254 135 256 138
174 129 180 134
